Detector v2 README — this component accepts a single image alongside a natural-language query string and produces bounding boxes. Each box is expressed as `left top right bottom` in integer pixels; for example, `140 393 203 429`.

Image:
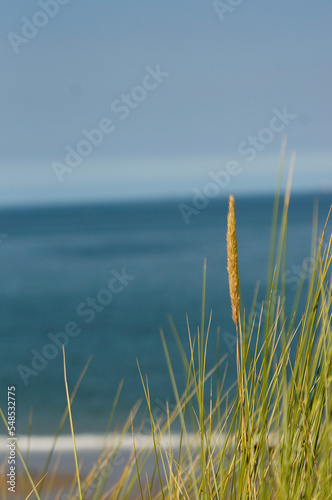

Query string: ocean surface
0 192 331 441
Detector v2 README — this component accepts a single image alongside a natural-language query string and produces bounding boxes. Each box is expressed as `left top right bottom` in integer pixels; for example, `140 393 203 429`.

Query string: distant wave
0 431 279 457
0 432 202 453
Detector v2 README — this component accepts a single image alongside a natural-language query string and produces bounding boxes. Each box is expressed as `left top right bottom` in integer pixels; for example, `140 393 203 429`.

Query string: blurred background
0 1 331 437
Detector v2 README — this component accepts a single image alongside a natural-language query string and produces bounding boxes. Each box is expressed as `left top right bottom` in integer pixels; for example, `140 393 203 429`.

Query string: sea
0 192 331 444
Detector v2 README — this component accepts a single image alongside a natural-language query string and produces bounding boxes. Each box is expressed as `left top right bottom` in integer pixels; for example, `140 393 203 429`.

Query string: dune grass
1 150 331 499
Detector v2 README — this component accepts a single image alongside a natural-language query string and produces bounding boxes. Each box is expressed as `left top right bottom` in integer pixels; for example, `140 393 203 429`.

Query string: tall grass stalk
62 346 83 500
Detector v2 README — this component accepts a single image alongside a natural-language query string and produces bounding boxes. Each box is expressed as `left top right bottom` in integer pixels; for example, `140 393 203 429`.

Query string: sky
0 0 331 206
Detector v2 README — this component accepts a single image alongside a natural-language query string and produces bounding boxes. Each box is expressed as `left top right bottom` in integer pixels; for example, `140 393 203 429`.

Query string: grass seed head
227 194 240 327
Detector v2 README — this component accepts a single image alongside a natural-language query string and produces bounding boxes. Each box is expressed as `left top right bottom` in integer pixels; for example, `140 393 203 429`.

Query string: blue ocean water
0 193 331 436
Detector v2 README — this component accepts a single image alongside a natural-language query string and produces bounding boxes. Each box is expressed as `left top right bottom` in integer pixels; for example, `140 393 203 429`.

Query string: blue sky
0 0 331 205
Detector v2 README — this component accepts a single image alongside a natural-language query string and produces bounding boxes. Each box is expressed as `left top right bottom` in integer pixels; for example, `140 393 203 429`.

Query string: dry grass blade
62 346 83 500
24 474 47 500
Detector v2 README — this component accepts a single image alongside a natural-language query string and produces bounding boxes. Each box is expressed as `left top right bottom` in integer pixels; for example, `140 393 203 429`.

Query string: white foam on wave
0 432 204 453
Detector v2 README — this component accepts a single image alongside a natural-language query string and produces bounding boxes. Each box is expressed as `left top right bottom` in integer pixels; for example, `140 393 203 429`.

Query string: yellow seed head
226 195 240 327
